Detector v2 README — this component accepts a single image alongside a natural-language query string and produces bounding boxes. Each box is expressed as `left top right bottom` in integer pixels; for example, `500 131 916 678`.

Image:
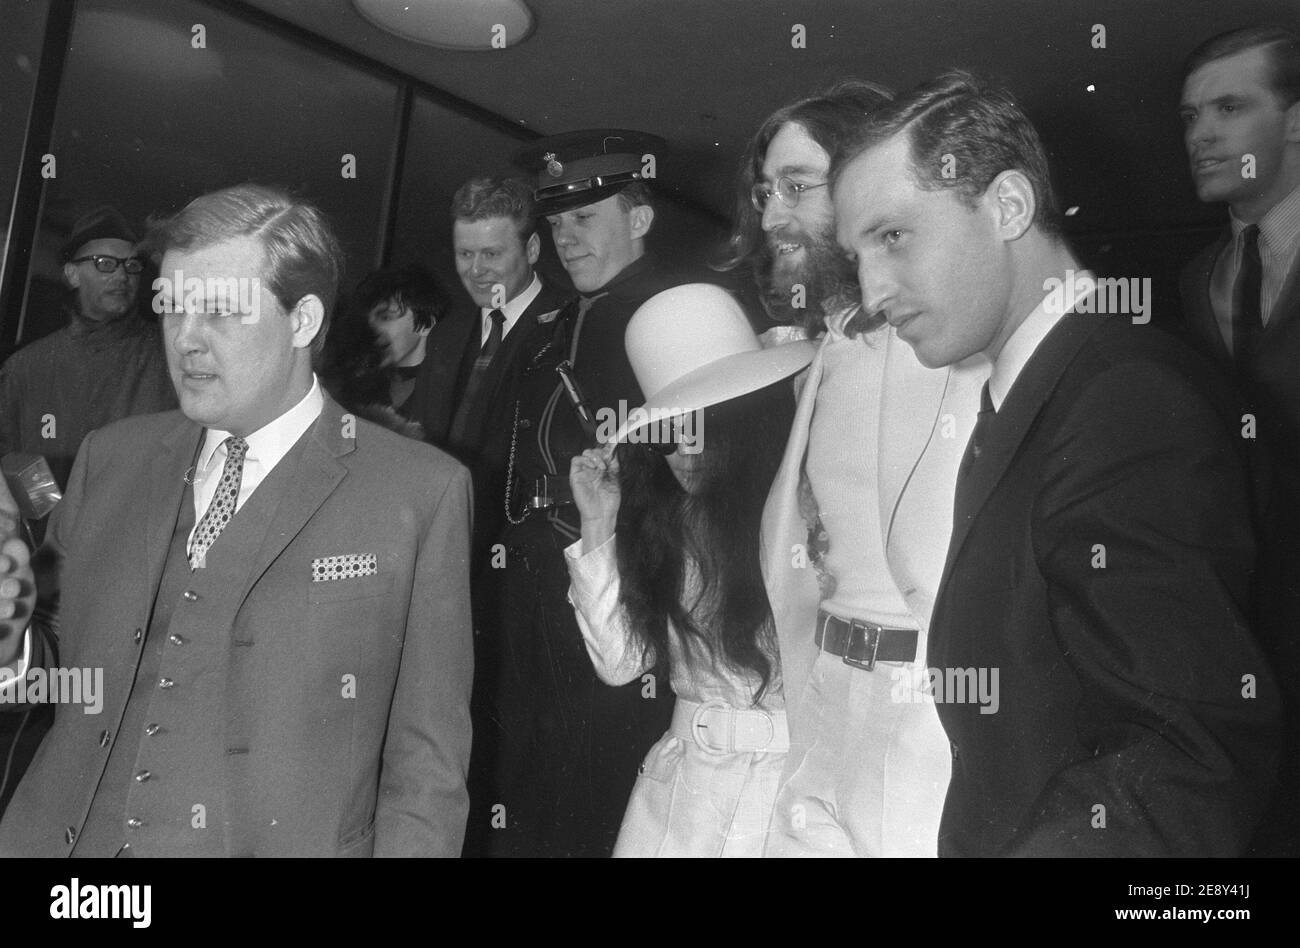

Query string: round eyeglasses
70 254 145 275
750 176 828 212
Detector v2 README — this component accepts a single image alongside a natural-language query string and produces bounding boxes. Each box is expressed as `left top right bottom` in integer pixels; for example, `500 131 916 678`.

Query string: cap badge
544 152 564 178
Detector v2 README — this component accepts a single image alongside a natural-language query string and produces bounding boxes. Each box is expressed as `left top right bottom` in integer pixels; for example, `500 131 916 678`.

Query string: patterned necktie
189 436 248 569
449 309 506 448
954 381 995 524
1232 224 1263 372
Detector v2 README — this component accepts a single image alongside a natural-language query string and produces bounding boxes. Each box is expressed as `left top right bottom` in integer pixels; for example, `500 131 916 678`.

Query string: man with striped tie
0 184 473 857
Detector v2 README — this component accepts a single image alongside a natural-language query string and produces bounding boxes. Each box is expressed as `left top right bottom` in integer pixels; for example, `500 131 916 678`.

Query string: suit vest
73 431 311 856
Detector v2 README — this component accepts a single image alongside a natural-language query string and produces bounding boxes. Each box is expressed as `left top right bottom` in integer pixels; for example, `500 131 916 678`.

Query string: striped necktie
449 309 506 448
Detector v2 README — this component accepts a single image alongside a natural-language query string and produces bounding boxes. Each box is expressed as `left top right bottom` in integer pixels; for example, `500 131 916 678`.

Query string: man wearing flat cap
472 129 681 857
0 206 175 817
0 207 176 493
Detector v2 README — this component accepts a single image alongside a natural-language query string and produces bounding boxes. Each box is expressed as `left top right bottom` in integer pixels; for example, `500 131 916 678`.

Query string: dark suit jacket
1181 233 1300 854
406 281 569 572
930 306 1280 857
1179 231 1300 487
0 396 474 857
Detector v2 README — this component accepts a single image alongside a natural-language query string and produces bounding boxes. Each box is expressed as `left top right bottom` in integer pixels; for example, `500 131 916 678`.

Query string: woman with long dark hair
566 283 812 856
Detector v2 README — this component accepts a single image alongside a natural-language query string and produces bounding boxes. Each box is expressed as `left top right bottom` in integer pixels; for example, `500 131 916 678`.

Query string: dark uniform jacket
468 253 680 857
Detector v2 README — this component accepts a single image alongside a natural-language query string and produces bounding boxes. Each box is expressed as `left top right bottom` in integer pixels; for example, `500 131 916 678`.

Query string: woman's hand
570 443 620 553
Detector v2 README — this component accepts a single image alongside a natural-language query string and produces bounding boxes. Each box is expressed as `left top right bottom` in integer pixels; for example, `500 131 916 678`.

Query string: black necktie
449 309 506 447
1233 224 1262 371
954 381 995 523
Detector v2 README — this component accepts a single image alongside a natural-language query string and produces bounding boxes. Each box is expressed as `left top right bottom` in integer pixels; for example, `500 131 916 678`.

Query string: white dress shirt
989 270 1097 411
1210 183 1300 350
479 273 542 346
188 375 324 552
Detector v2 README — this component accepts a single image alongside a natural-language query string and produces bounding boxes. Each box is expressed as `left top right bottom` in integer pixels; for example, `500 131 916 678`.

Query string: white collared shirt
188 375 325 550
988 270 1097 411
479 273 542 346
1210 183 1300 348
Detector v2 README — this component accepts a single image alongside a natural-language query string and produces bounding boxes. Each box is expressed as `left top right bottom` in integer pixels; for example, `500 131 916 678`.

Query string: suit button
98 730 111 748
132 628 143 644
134 770 151 782
519 418 532 430
144 723 161 736
65 826 76 844
159 678 174 689
168 633 185 646
126 818 145 829
182 590 199 602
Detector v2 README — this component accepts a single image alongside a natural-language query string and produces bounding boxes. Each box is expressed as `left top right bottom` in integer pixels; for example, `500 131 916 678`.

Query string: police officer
473 130 680 857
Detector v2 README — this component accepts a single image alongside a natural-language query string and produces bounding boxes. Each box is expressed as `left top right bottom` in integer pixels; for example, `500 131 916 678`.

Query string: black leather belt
815 610 918 671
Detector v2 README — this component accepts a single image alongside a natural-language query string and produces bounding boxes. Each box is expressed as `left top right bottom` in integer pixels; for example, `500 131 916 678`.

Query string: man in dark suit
831 71 1280 856
0 184 473 857
407 175 567 572
406 176 567 857
1178 25 1300 855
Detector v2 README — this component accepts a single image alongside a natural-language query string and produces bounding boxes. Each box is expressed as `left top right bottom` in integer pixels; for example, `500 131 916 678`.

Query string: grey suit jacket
0 396 474 856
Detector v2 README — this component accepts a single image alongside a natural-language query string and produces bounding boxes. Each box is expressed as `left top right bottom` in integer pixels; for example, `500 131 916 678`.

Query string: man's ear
63 262 80 289
629 204 655 241
290 295 326 349
988 169 1036 241
526 232 541 266
1284 99 1300 143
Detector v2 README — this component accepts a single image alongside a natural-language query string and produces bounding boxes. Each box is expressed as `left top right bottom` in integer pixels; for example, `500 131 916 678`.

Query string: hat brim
611 339 815 444
534 183 630 217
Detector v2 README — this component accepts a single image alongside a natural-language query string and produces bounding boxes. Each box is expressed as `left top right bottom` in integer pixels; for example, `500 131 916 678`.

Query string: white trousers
764 650 951 857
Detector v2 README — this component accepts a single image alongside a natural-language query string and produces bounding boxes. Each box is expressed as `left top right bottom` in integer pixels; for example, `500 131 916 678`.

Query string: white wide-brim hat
612 283 815 443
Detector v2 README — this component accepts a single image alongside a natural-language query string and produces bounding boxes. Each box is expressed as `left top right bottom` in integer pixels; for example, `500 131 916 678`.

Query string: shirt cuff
0 626 33 697
564 533 617 603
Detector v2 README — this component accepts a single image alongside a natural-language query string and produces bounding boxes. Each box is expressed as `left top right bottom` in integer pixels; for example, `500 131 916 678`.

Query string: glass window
0 0 51 292
388 93 555 302
14 0 400 345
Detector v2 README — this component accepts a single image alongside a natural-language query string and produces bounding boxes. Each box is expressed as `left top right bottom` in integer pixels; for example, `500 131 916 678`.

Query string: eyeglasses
70 254 145 274
750 176 828 212
642 417 687 456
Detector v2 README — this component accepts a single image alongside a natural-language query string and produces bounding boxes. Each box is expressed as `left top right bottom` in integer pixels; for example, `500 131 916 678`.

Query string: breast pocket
307 571 395 604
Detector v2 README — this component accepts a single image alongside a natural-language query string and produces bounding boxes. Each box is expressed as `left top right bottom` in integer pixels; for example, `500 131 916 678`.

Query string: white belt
670 698 789 755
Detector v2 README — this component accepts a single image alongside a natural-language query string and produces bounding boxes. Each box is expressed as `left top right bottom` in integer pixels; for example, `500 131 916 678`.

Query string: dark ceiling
240 0 1300 237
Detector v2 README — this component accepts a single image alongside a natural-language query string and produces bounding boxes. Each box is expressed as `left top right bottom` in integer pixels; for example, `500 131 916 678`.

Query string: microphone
1 453 63 521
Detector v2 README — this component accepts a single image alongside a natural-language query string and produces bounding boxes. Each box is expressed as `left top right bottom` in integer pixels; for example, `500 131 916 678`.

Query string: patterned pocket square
311 553 378 582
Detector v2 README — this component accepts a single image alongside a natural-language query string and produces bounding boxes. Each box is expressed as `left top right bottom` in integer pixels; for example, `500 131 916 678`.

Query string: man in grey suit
0 184 473 857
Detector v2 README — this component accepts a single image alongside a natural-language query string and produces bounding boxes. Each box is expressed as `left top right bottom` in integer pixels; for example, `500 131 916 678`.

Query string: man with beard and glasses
715 80 990 856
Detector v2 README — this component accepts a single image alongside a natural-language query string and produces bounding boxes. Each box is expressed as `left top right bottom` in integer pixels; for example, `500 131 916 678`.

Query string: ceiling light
352 0 534 50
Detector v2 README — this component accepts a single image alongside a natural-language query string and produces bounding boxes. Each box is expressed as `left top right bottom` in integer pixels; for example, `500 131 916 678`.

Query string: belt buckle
690 699 735 755
842 618 882 672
